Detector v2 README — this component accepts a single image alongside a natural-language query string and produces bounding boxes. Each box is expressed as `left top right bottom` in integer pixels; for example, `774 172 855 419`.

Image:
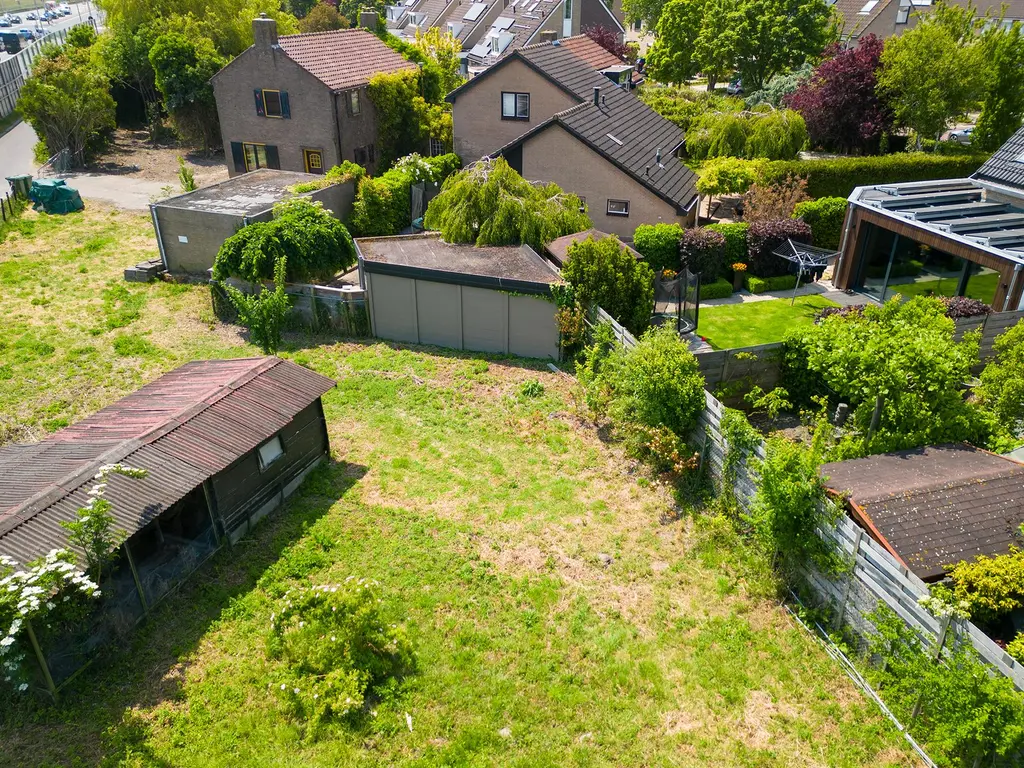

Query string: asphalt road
0 1 102 64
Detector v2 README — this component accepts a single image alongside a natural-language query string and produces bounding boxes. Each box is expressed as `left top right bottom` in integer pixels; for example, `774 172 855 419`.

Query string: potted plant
731 262 747 291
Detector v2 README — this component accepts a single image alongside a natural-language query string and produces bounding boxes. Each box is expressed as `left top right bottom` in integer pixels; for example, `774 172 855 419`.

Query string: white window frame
607 199 630 217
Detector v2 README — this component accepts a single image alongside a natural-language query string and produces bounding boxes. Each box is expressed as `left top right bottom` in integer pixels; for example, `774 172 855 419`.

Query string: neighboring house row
447 36 698 237
212 15 415 178
385 0 624 70
835 123 1024 311
835 0 1024 42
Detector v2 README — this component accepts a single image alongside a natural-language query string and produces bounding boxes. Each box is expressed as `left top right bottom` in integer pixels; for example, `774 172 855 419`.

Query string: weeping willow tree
423 158 592 250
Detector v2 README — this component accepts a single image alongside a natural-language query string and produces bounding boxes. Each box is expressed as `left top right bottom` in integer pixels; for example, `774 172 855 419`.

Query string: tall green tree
621 0 670 28
298 2 347 32
646 0 705 85
693 0 735 91
17 44 116 165
974 21 1024 151
412 27 464 96
728 0 836 91
149 33 225 152
877 2 986 147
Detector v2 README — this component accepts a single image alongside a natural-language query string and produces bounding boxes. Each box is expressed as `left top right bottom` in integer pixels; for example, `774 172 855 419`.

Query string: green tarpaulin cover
29 179 84 215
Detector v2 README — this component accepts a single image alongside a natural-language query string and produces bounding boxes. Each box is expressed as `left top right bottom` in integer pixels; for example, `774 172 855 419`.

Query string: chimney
252 13 278 50
359 9 380 29
593 86 600 106
539 29 557 43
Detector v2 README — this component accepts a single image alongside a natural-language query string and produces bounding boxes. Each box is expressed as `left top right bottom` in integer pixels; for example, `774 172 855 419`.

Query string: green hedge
700 277 734 300
760 153 989 199
633 223 682 271
705 222 749 266
746 274 798 294
350 153 462 237
792 197 847 251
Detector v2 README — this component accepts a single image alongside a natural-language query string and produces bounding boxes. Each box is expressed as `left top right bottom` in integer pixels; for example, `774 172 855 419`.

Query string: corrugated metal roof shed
822 444 1024 580
0 358 335 565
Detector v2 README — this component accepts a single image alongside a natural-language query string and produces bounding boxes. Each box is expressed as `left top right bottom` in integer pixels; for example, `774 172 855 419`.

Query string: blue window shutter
254 89 265 117
281 91 290 119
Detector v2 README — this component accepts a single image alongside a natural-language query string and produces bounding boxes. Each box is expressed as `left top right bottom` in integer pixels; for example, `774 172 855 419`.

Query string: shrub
1008 633 1024 664
745 274 797 294
700 277 733 300
941 295 992 319
759 152 989 199
221 257 291 353
744 110 807 161
424 157 590 250
706 222 749 265
696 157 765 200
743 175 810 223
868 605 1024 765
686 109 807 161
679 227 727 281
792 197 847 250
815 304 865 323
746 218 812 278
267 579 414 737
633 223 682 272
783 296 991 456
603 325 706 437
424 152 462 181
212 199 356 283
562 235 655 335
350 153 459 236
976 319 1024 440
947 548 1024 626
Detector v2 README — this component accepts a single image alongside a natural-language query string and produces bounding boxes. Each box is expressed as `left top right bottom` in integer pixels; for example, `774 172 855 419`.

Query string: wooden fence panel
692 386 1024 692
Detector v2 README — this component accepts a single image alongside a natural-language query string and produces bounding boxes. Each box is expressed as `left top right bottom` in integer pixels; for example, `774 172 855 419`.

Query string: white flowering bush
0 550 99 694
266 578 414 737
0 463 145 696
392 153 435 183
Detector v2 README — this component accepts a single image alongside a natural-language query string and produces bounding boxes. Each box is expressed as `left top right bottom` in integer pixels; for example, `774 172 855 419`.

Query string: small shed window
348 90 361 116
258 435 285 470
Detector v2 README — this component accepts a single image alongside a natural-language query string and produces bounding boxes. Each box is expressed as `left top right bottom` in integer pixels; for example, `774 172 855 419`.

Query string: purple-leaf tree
785 35 893 154
583 24 628 61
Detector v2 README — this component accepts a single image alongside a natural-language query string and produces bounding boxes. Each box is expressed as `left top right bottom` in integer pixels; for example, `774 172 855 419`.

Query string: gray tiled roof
972 124 1024 191
822 444 1024 580
508 43 697 212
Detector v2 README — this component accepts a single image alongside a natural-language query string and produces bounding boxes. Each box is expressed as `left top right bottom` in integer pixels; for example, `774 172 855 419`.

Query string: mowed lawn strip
0 207 919 767
699 294 840 350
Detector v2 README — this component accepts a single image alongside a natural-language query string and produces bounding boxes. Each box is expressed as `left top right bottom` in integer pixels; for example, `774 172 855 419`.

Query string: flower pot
733 272 745 291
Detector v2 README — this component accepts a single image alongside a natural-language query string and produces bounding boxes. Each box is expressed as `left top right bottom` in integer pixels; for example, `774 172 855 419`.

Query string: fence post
910 613 952 724
833 526 864 630
24 618 58 700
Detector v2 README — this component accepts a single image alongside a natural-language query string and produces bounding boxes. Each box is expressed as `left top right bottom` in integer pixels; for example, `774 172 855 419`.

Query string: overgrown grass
0 206 919 766
699 295 840 350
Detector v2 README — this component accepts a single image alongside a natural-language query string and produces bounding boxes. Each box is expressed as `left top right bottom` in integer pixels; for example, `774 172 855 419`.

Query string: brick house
835 0 1024 43
212 16 415 177
446 37 697 237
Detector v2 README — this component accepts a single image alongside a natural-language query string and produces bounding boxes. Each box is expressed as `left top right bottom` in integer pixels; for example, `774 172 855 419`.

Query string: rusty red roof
0 358 335 564
277 29 416 92
558 35 623 72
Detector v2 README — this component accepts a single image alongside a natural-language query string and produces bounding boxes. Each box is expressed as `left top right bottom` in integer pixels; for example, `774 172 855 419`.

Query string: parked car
948 126 974 144
10 15 21 22
26 11 36 19
726 79 743 95
0 18 11 27
18 27 34 39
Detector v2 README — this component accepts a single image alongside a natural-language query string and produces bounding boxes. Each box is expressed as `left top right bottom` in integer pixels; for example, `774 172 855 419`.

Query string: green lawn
698 295 840 350
0 207 918 767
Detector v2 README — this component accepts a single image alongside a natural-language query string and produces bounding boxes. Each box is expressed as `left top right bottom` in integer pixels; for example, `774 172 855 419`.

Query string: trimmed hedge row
633 223 683 272
746 274 798 294
760 152 988 200
792 197 847 251
705 222 749 266
700 277 734 300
